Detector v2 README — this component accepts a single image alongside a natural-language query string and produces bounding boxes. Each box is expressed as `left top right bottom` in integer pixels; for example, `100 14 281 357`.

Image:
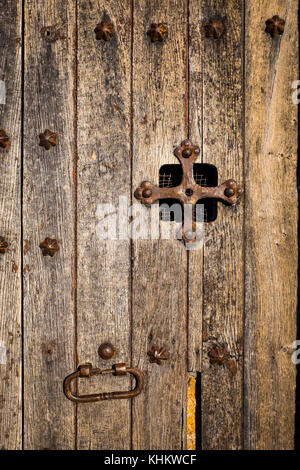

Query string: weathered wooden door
0 0 298 450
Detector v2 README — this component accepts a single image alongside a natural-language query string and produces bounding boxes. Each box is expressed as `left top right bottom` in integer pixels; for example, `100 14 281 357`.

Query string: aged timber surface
132 0 188 450
23 0 76 449
76 0 132 450
244 0 298 450
190 0 244 449
0 0 22 450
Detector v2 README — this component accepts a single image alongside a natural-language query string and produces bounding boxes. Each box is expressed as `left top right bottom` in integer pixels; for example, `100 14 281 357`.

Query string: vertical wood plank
76 0 132 449
0 0 22 450
188 0 204 375
244 0 298 449
190 0 244 449
23 1 76 449
132 0 188 450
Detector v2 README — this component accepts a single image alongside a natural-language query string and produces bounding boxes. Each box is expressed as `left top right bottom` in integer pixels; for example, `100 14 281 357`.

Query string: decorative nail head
94 22 115 41
147 23 168 42
0 236 8 254
98 342 116 360
147 346 168 365
39 129 58 150
265 15 285 37
0 129 11 151
39 237 59 257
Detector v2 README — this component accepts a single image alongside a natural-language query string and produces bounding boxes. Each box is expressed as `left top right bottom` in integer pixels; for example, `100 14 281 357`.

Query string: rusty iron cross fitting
134 140 243 243
63 363 144 403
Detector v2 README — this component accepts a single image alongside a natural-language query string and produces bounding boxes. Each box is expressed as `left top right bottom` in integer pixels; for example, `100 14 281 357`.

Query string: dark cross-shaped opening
159 163 218 222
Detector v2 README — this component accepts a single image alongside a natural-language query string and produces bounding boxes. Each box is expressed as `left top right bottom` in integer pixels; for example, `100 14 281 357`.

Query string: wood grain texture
190 0 244 449
76 0 132 450
188 0 204 375
0 0 22 450
244 0 298 450
23 1 76 449
131 0 188 450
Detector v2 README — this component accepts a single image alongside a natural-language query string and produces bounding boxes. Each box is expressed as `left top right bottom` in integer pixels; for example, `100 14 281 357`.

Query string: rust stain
12 262 18 273
23 239 30 255
23 264 31 274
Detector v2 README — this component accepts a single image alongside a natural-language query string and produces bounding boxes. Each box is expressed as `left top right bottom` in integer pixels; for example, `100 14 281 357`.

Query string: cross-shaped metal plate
134 140 243 244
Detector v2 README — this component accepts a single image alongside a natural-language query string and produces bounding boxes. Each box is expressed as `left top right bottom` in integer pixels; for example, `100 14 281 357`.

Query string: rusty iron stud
39 129 58 150
147 346 168 365
94 22 115 41
134 140 243 244
63 363 144 403
203 19 225 38
39 237 59 257
147 23 168 42
208 344 229 366
265 15 285 37
0 129 11 151
98 342 116 360
0 236 8 254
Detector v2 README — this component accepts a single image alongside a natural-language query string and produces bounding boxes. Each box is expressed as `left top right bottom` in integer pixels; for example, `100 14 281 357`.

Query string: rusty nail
147 346 168 365
0 236 8 254
208 344 229 366
265 15 285 37
39 129 58 150
39 237 59 257
98 342 116 360
203 18 225 39
94 22 115 41
142 189 152 198
0 129 11 151
224 187 235 198
147 23 168 42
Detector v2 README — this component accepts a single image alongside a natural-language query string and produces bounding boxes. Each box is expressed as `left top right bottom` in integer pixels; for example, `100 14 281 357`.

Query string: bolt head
184 230 195 241
98 342 116 360
224 187 235 198
142 188 152 198
182 147 192 158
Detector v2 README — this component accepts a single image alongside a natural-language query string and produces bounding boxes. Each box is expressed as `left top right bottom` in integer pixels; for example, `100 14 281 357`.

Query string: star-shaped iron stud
134 139 243 244
0 129 11 151
39 237 59 257
147 23 168 42
39 129 58 150
147 346 168 365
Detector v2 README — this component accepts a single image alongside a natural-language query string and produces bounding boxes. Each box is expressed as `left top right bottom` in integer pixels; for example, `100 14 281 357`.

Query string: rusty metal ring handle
63 363 144 403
